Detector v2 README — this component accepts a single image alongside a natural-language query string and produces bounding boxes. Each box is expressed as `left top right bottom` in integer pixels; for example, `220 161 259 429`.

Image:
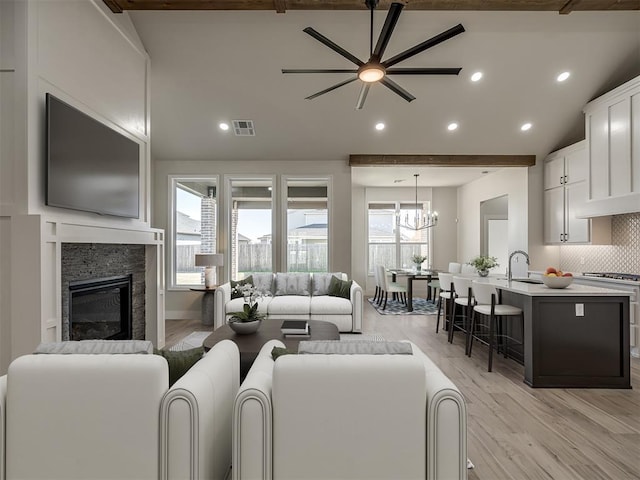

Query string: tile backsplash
560 213 640 274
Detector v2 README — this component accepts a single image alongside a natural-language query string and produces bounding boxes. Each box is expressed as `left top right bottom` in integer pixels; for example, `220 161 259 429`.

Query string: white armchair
0 340 239 480
233 340 468 480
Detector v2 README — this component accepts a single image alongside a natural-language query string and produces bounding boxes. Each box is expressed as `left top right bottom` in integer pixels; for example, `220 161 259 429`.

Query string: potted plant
228 283 266 334
411 253 428 271
469 255 499 277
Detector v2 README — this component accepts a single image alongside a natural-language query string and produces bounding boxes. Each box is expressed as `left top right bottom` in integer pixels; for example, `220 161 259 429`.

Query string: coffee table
203 319 340 379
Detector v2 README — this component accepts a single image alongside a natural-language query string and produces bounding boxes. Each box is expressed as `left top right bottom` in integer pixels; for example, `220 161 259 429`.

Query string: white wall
153 159 352 319
457 168 530 278
0 0 158 373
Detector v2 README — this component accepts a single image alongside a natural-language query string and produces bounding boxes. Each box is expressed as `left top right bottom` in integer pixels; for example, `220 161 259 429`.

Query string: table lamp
194 253 224 288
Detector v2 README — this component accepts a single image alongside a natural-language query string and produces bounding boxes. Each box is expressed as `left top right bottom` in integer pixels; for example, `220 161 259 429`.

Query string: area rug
169 331 211 351
368 297 439 316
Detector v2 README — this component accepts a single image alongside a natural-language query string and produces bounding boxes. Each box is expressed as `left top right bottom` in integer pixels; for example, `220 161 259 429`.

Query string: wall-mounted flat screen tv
46 93 140 218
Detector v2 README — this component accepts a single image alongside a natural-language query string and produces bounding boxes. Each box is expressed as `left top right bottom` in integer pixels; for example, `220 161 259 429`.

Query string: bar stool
460 264 477 274
448 262 462 274
449 276 475 353
435 273 454 334
468 281 524 372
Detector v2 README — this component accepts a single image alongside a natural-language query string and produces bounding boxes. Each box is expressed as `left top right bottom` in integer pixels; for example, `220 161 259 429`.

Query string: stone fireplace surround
61 244 146 341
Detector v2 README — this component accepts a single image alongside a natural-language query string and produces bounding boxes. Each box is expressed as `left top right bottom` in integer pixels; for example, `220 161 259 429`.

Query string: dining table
389 269 439 312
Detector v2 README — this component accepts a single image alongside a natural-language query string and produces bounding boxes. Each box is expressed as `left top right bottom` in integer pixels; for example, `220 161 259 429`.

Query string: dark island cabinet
501 291 630 388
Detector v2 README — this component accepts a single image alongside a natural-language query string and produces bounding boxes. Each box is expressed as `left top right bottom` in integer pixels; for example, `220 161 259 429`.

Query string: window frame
168 174 220 290
367 200 433 275
280 175 332 273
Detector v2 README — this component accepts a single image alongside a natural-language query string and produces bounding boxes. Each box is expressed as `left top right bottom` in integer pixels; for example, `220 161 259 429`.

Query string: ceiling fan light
358 64 385 83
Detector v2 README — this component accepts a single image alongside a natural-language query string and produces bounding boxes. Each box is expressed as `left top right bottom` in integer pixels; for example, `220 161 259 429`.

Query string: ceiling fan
282 0 465 110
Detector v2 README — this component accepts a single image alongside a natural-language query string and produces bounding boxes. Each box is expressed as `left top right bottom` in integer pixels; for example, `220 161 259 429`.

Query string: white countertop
479 277 633 297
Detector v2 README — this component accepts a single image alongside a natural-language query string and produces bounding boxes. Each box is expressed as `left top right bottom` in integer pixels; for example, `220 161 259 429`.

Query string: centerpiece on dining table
228 283 267 334
411 253 428 272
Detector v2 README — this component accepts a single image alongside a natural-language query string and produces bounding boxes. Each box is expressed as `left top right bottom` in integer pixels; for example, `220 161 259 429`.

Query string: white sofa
0 340 239 480
233 340 468 480
214 273 363 332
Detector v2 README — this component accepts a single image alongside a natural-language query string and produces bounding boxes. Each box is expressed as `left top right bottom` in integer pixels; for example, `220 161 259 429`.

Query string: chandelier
400 174 438 230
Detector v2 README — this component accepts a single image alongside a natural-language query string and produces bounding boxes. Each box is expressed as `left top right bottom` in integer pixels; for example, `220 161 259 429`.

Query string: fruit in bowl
542 268 574 288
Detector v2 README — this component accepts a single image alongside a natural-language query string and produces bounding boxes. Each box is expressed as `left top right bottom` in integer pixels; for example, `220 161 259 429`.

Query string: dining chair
449 276 475 353
372 265 381 304
376 265 407 310
468 281 524 372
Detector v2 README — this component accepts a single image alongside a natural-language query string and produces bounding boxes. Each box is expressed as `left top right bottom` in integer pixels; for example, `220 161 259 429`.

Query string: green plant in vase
411 253 428 271
469 255 499 277
229 284 267 333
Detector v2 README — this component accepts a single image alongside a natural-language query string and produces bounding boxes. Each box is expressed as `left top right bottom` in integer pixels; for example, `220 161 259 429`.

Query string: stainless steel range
578 273 640 358
582 272 640 282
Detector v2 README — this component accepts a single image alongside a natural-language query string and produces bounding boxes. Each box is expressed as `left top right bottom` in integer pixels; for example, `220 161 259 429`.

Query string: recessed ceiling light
482 170 489 174
375 122 385 131
471 72 483 82
557 71 570 82
393 179 404 183
447 122 458 131
219 122 230 131
521 122 532 131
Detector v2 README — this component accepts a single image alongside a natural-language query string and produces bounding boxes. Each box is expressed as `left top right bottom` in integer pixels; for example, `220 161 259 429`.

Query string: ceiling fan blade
382 24 465 68
305 76 359 100
380 77 416 103
372 2 404 60
303 27 364 67
385 67 462 75
282 69 359 74
355 84 371 110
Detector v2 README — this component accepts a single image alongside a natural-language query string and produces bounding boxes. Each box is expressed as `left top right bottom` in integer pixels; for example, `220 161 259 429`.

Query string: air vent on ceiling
232 120 255 136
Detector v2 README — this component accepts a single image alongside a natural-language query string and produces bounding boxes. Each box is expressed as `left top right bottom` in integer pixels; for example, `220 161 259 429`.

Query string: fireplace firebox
69 275 133 341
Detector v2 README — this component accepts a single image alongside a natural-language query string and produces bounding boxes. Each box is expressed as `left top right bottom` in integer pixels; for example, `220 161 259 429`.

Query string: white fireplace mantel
9 214 165 362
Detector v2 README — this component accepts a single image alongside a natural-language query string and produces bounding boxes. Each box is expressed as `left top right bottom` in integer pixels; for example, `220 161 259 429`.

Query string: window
170 178 218 287
285 178 329 272
368 201 432 274
229 178 273 279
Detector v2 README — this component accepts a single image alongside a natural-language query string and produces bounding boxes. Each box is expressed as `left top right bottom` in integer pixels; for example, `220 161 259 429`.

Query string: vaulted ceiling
124 1 640 186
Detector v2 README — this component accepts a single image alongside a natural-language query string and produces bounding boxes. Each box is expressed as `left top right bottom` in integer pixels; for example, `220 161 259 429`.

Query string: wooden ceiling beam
102 0 639 13
349 154 536 167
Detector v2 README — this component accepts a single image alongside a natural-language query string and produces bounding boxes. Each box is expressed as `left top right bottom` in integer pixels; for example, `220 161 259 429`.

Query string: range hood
576 192 640 218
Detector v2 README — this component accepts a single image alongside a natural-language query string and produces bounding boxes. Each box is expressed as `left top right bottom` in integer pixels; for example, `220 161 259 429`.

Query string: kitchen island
481 278 631 388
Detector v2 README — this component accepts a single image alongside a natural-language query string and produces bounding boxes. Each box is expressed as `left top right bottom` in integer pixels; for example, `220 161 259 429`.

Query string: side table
190 286 217 326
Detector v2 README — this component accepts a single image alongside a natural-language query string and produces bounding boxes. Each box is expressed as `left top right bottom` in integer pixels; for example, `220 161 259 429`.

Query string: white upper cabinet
582 75 640 217
543 141 610 244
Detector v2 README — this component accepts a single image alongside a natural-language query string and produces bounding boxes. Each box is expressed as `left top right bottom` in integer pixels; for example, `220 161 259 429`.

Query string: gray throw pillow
251 273 275 295
312 272 343 296
274 273 311 296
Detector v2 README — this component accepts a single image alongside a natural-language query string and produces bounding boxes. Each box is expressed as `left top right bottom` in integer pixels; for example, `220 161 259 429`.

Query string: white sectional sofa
213 272 363 332
233 339 468 480
0 340 239 480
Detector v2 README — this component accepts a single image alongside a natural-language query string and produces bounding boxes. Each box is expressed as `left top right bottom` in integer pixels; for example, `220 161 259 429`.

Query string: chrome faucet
507 250 530 283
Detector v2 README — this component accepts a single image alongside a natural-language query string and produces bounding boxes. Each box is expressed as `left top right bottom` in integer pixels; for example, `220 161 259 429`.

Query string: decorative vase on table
228 283 266 335
415 263 422 272
228 318 261 334
478 269 490 277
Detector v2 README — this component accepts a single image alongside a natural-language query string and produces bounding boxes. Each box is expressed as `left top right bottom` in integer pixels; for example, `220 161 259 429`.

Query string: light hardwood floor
166 298 640 480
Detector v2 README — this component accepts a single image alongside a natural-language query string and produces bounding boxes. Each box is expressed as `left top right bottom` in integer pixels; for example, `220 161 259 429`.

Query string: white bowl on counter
541 275 574 289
